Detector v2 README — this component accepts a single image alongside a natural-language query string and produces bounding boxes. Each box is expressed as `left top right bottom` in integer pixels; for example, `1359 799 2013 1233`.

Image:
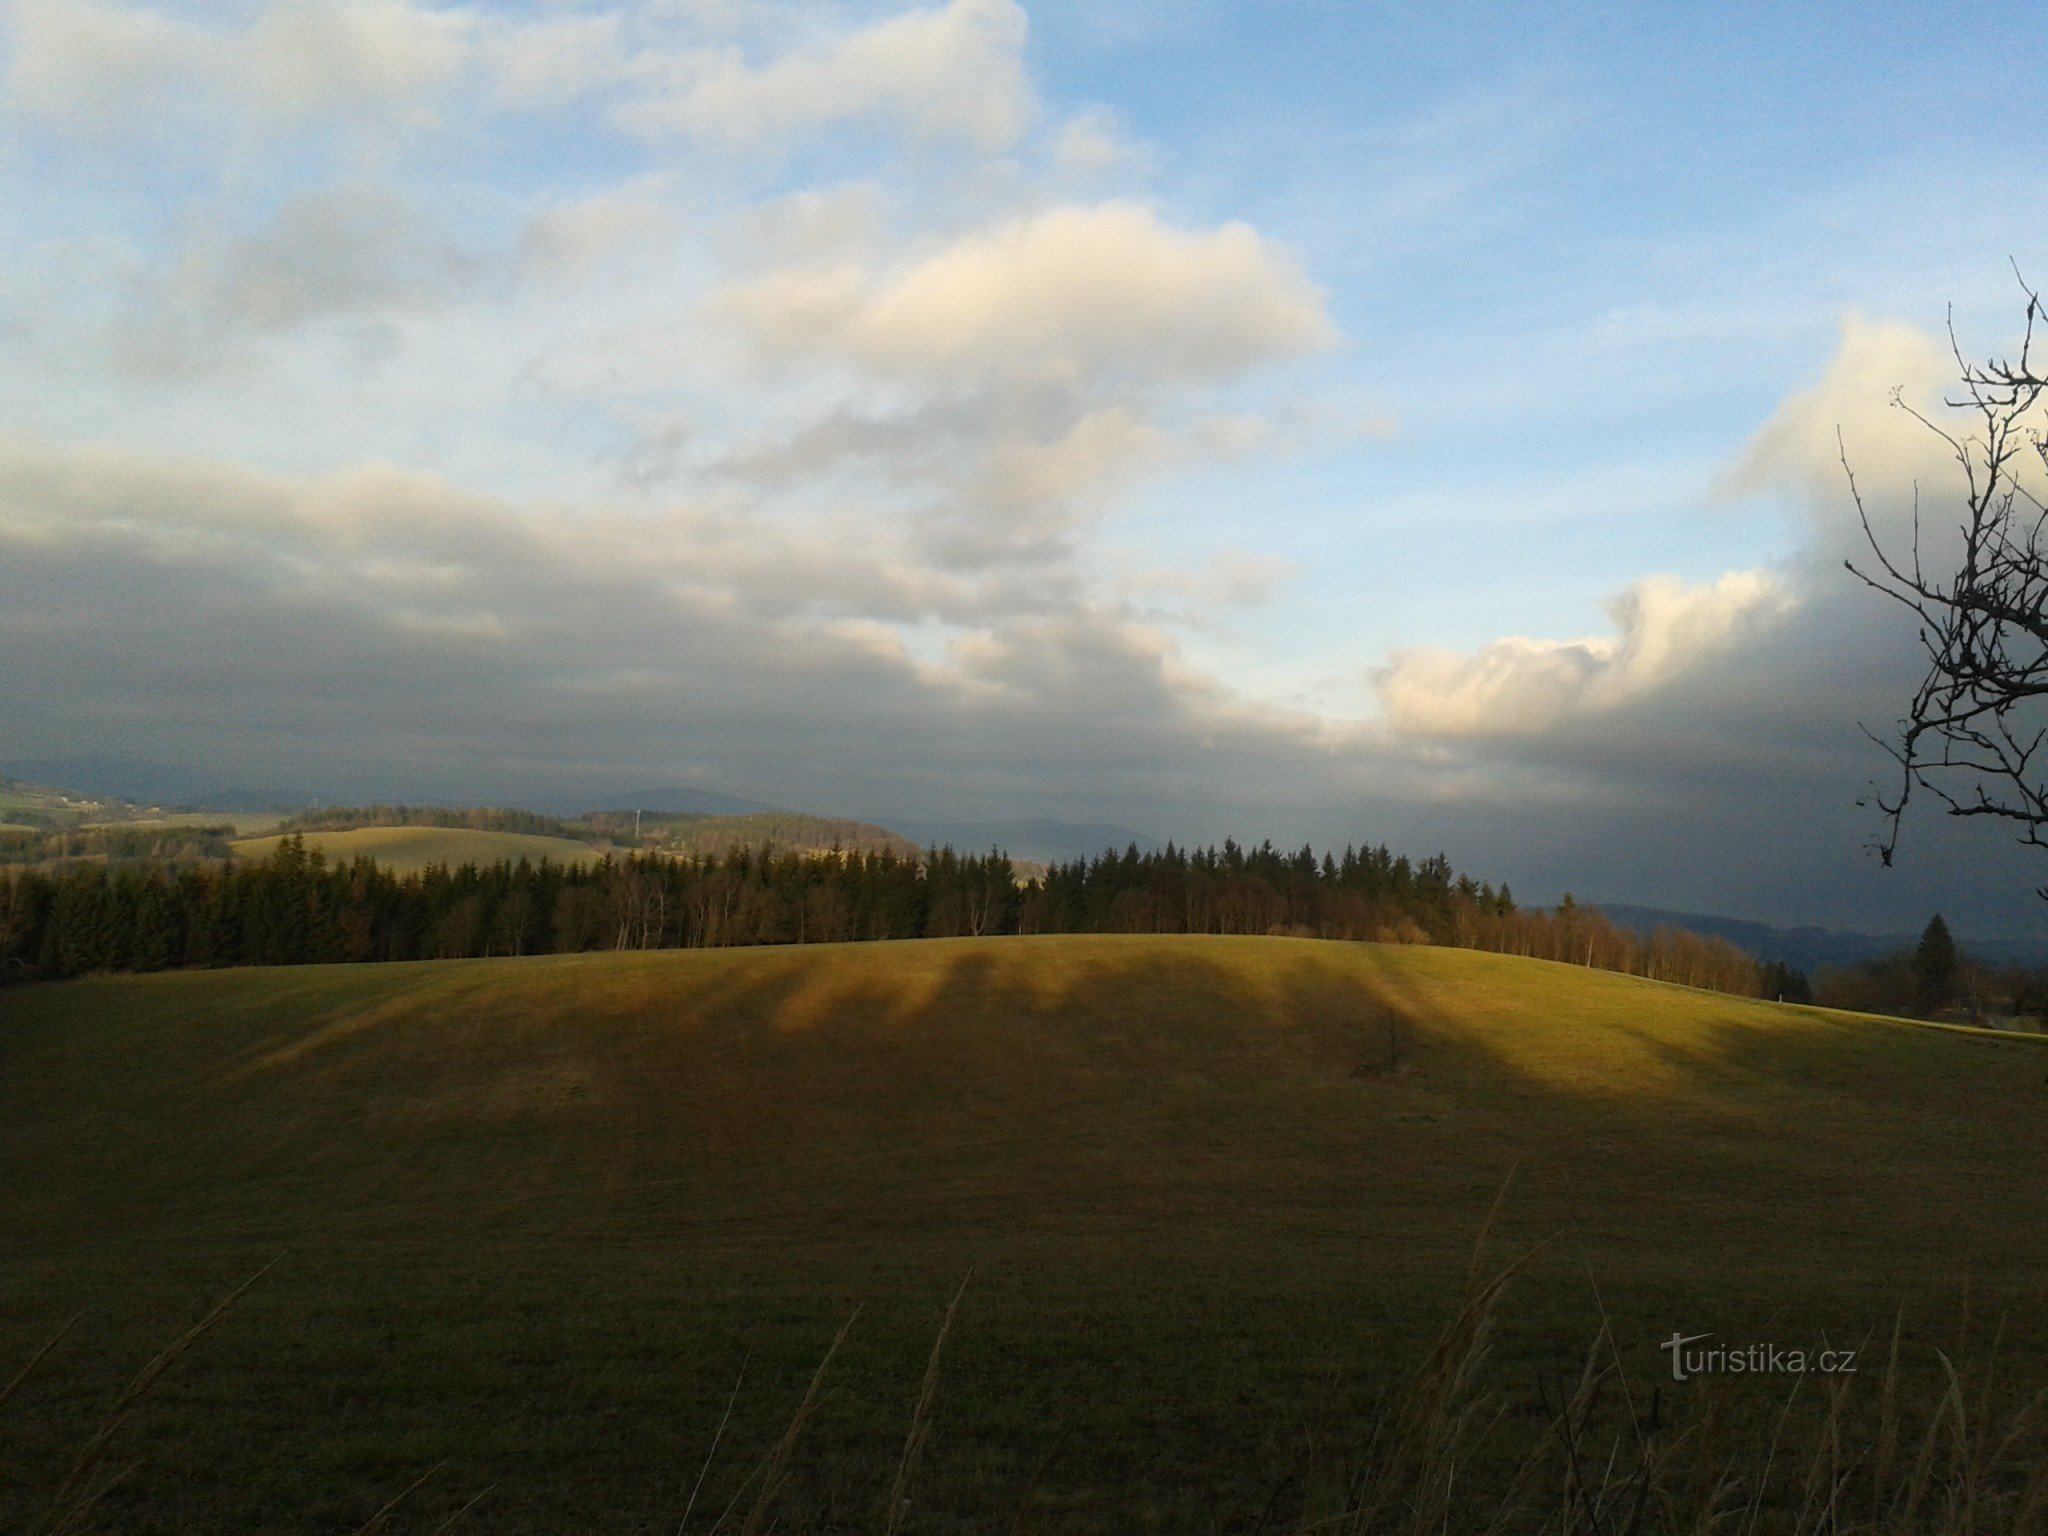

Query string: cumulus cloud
693 201 1334 564
1377 570 1794 738
1718 315 1970 561
614 0 1032 150
712 201 1333 387
1375 313 2030 761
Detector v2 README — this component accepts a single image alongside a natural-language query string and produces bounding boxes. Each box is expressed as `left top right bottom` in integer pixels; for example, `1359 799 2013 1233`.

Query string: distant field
89 811 285 836
230 824 604 872
3 936 2043 1531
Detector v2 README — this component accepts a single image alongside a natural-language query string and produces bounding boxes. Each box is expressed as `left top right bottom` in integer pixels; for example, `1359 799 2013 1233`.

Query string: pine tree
1912 913 1960 1014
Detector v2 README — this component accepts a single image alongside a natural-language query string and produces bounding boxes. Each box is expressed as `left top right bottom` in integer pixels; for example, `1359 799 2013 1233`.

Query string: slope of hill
8 935 2037 1279
4 937 2042 1531
0 774 153 830
230 825 604 873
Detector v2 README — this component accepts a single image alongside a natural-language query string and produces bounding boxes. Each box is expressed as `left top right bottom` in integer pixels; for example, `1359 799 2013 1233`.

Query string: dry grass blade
736 1307 859 1536
1870 1310 1904 1528
1333 1236 1550 1535
0 1314 79 1416
29 1261 276 1536
351 1464 442 1536
885 1271 972 1536
678 1355 748 1536
1893 1350 1964 1529
1736 1375 1803 1535
427 1484 496 1534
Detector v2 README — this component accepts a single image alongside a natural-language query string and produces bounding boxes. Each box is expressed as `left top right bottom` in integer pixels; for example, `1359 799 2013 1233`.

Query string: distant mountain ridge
1591 902 2048 971
2 758 295 813
580 786 789 817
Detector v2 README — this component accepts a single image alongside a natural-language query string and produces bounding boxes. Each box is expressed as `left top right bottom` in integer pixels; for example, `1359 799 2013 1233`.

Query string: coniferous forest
0 835 1764 996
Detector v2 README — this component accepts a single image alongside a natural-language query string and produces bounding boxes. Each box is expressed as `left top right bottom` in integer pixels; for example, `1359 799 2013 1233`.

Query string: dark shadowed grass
2 935 2044 1530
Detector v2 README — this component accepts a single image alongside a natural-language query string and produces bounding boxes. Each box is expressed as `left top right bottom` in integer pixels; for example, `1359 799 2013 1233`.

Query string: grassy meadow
3 935 2045 1531
229 825 606 874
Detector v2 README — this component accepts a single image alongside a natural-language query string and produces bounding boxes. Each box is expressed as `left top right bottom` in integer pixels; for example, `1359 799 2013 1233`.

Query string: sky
4 0 2048 936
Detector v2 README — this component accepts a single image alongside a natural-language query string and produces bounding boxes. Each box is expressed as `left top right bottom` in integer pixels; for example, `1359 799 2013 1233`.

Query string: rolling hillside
4 936 2043 1531
230 824 605 873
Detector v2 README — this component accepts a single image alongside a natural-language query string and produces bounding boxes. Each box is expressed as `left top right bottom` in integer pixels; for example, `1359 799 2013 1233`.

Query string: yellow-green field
2 936 2043 1531
229 824 604 872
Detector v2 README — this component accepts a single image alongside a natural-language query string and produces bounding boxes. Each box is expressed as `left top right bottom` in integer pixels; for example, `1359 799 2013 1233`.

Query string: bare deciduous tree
1845 276 2048 890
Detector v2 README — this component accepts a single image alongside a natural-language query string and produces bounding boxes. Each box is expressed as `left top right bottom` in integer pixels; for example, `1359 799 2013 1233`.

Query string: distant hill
880 817 1162 863
582 786 789 817
2 757 296 812
0 774 159 830
638 811 920 861
1590 902 2048 972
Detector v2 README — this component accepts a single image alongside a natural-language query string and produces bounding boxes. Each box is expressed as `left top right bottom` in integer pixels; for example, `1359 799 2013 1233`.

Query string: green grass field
3 936 2043 1531
230 824 605 873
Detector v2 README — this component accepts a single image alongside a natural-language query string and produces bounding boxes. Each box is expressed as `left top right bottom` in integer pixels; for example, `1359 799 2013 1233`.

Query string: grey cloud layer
0 433 1410 824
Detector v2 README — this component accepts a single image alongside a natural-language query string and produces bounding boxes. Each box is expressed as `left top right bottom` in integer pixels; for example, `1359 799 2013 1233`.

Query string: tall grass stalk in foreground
23 1265 269 1536
885 1272 971 1536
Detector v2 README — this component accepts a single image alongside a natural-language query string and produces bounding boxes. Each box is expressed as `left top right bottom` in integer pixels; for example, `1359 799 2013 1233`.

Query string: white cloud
1377 569 1794 738
2 0 635 141
242 0 472 125
614 0 1032 151
712 201 1334 387
1719 314 1967 559
3 0 228 133
2 0 484 136
479 12 626 110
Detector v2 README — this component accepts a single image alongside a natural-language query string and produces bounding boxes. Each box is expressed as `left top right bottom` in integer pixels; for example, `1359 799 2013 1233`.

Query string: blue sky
4 0 2047 934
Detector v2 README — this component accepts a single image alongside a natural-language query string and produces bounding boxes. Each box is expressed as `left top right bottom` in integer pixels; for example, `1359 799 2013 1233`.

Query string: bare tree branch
1847 275 2048 884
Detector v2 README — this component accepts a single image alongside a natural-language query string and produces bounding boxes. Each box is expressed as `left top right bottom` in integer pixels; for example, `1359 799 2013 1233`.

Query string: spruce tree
1912 913 1960 1014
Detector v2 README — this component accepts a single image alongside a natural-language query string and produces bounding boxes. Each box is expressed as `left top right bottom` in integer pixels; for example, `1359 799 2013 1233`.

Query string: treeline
1813 914 2046 1027
0 836 1762 997
0 823 236 868
280 805 574 838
